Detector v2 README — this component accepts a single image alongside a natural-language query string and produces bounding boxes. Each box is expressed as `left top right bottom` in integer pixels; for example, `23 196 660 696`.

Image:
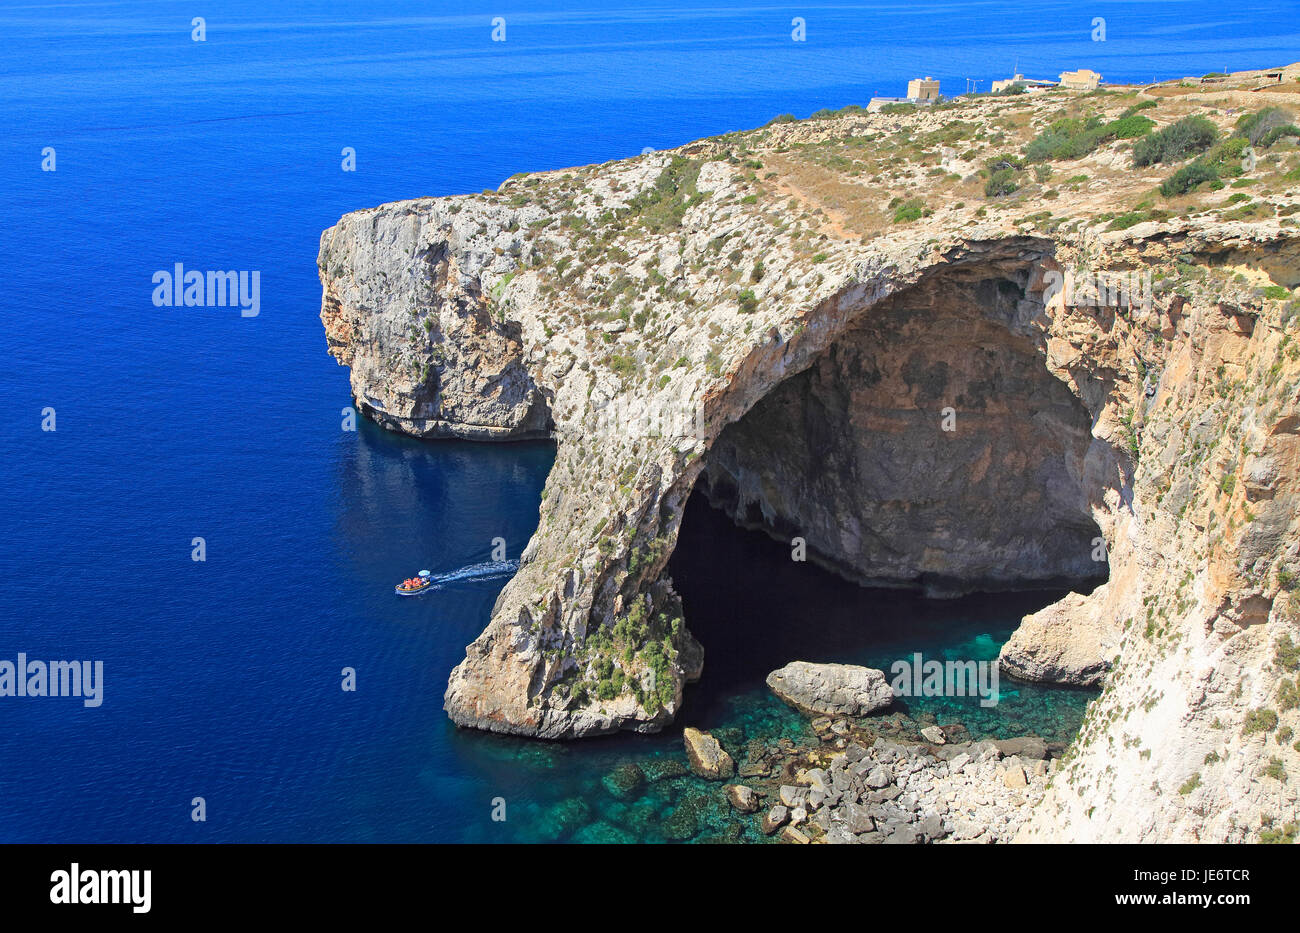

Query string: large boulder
724 784 759 813
766 662 894 718
682 727 735 779
998 591 1116 687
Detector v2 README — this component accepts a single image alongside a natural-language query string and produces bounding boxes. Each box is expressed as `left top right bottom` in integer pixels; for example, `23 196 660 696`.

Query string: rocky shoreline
697 712 1058 844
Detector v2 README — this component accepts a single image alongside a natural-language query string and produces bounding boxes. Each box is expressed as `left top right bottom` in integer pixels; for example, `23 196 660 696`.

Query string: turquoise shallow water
453 493 1097 844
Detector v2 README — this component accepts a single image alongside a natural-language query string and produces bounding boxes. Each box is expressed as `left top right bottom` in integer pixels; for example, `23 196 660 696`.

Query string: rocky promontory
321 64 1300 842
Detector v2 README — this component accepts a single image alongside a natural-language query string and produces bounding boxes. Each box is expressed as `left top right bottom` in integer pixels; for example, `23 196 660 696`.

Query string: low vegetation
1133 115 1218 167
1025 104 1156 163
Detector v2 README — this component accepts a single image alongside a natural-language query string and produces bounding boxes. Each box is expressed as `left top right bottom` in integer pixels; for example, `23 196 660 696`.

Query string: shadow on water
669 488 1100 743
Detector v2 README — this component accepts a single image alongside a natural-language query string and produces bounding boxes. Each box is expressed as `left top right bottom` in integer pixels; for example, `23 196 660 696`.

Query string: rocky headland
321 64 1300 842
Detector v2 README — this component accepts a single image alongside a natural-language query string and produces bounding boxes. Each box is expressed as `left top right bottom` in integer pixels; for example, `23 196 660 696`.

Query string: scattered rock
761 805 789 835
824 826 856 844
725 784 759 813
995 736 1048 760
766 661 895 717
683 727 735 780
781 826 811 845
865 765 893 789
920 726 947 745
779 784 807 807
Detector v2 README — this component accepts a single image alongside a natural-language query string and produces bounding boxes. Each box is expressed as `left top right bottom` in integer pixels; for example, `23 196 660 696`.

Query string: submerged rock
601 763 646 800
661 793 710 841
661 806 698 842
766 662 894 718
683 727 735 780
572 821 636 845
641 757 690 783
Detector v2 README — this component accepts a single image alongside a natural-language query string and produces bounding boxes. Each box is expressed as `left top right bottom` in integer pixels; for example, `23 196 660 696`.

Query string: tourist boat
395 570 433 596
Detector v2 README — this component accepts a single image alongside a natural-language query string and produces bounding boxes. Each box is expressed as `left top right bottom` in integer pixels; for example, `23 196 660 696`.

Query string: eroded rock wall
699 272 1105 596
319 200 553 440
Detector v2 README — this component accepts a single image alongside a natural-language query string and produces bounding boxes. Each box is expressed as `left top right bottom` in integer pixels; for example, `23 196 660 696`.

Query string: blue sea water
0 1 1295 843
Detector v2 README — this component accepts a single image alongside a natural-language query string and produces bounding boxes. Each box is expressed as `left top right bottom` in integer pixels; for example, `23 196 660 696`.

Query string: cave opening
666 266 1109 742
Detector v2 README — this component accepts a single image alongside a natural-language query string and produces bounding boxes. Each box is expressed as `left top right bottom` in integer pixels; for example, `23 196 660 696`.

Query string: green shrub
1278 678 1299 712
1133 115 1218 167
1235 107 1298 146
737 289 758 314
1259 124 1300 147
622 156 703 232
1110 113 1157 139
983 155 1023 198
985 169 1019 197
1160 160 1219 196
1107 212 1150 230
1243 708 1279 735
1277 633 1300 671
1026 117 1106 161
1202 137 1249 177
892 198 927 222
1260 821 1299 844
1026 111 1154 163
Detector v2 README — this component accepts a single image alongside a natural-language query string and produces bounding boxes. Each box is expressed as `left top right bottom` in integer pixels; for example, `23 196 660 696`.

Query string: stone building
1058 69 1102 91
906 76 940 100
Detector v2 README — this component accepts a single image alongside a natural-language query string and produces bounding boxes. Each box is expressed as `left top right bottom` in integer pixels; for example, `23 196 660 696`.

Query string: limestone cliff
321 68 1300 841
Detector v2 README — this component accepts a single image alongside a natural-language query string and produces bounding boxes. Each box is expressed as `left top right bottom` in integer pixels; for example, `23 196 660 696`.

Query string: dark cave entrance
665 266 1110 736
694 268 1110 596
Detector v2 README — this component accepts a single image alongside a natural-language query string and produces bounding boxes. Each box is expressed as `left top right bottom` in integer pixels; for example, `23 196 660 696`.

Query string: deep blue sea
0 1 1294 843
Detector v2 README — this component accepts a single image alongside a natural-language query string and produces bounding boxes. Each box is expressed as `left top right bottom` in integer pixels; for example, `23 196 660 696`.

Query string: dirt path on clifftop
762 153 866 242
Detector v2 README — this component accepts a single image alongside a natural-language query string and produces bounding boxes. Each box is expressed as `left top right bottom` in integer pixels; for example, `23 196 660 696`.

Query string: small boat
395 570 433 596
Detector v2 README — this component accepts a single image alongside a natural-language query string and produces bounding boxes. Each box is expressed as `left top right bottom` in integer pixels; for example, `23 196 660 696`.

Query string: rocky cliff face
697 269 1105 596
320 74 1300 840
319 200 553 440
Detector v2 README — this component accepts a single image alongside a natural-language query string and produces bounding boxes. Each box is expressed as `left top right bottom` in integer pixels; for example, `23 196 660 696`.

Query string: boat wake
423 559 520 588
